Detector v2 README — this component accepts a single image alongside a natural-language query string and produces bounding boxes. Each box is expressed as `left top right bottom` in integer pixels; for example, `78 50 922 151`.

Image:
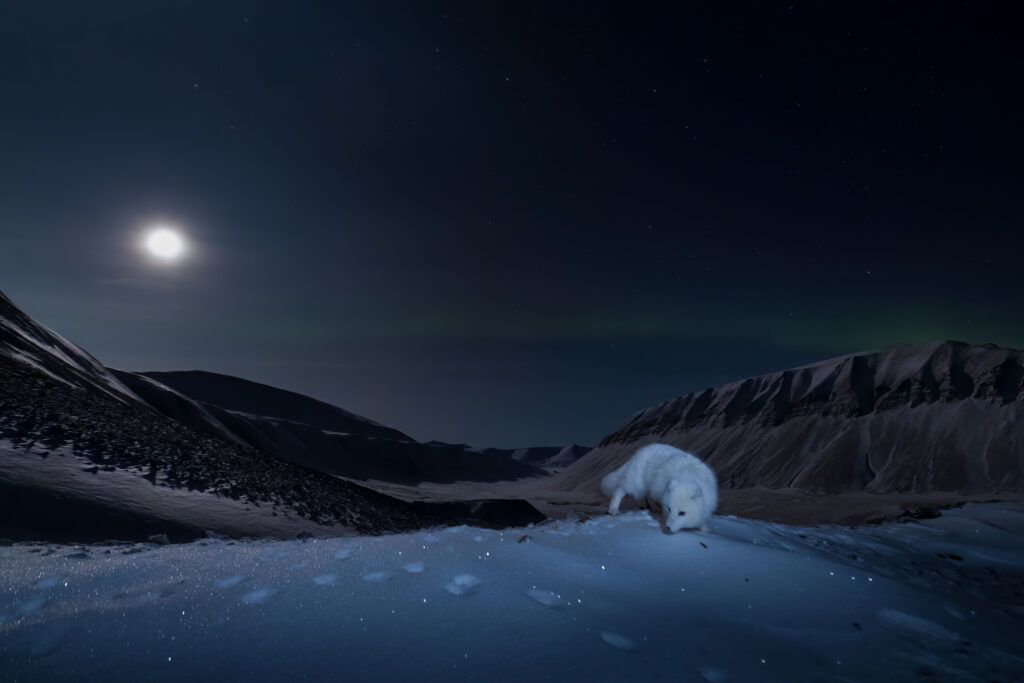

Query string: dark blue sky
1 1 1021 447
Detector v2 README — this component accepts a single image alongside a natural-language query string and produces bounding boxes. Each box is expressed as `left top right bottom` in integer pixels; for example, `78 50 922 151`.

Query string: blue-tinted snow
1 504 1022 682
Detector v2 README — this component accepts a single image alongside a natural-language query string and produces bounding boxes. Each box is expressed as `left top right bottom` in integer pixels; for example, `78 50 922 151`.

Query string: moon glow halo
144 227 186 261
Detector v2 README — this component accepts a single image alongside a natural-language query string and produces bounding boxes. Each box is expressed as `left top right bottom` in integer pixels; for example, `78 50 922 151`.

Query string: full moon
144 227 186 261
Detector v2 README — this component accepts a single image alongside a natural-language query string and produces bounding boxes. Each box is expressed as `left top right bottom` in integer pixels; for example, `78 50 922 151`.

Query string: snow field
1 505 1022 682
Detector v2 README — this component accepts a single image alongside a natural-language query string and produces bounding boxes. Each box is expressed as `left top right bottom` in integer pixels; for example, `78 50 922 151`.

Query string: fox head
663 479 705 532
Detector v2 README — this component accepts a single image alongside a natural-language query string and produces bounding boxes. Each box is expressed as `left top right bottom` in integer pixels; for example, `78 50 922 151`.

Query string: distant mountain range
4 285 1022 539
109 369 572 485
547 341 1024 503
0 289 570 541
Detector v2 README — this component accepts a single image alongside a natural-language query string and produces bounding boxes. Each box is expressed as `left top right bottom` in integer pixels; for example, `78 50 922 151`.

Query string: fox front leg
609 488 626 515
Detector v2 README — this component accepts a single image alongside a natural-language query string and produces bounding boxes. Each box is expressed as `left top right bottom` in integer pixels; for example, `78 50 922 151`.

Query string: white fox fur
600 443 717 532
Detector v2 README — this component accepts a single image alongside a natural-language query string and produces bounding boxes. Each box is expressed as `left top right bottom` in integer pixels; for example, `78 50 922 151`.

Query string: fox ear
673 479 699 497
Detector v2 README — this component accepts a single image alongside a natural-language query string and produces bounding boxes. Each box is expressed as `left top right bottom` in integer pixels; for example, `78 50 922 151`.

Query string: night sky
1 2 1021 448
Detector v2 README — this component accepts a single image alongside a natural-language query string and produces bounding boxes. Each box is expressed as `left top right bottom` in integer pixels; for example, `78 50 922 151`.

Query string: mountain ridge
139 370 413 442
110 369 558 485
546 340 1024 498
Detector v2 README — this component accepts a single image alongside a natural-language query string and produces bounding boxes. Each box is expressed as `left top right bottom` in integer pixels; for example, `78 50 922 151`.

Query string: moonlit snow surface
2 505 1023 682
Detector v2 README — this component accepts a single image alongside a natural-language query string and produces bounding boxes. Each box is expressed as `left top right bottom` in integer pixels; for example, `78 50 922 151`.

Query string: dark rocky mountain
141 370 412 441
0 290 544 542
548 341 1024 498
112 370 547 485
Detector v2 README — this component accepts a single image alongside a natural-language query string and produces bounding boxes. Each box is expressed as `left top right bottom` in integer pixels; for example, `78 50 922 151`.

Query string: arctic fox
600 443 717 532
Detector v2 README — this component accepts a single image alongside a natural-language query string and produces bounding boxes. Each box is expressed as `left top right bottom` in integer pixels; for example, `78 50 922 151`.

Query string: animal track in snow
33 576 62 590
240 587 278 604
600 632 637 652
445 574 481 596
525 589 562 607
217 575 246 589
17 597 47 615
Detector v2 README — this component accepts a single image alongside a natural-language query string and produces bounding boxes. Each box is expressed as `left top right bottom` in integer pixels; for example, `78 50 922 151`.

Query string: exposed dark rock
464 499 547 529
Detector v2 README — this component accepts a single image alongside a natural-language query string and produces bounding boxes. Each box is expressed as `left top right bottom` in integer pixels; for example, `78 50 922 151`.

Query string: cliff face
549 342 1024 496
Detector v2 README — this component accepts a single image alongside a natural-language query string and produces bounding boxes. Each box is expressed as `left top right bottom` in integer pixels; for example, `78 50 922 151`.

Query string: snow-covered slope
549 341 1024 498
1 503 1021 682
0 291 140 405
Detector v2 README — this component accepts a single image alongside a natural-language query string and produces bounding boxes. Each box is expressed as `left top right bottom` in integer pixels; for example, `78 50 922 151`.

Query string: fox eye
677 511 686 516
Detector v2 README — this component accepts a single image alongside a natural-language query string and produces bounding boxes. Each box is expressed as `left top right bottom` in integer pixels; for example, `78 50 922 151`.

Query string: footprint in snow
217 575 246 589
29 624 68 658
257 549 295 563
445 574 481 596
18 597 47 615
362 571 394 583
402 562 425 574
525 589 562 607
240 588 278 604
600 632 637 652
313 574 338 586
334 548 356 560
697 665 730 682
33 576 62 590
290 561 309 570
943 604 966 620
875 609 965 650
